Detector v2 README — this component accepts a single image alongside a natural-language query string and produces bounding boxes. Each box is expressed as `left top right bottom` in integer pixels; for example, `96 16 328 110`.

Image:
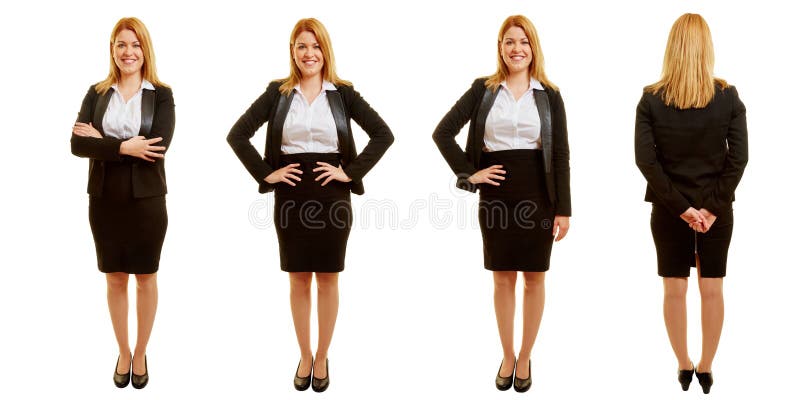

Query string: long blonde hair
279 18 351 95
485 15 557 92
96 17 166 95
646 13 727 109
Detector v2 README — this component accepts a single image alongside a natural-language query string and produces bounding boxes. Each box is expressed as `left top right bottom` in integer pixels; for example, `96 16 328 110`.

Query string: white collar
294 80 337 94
111 78 155 92
500 77 544 92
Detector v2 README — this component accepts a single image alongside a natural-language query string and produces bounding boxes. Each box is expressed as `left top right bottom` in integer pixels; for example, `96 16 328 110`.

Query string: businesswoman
227 18 393 392
432 15 571 393
71 17 174 389
635 13 747 395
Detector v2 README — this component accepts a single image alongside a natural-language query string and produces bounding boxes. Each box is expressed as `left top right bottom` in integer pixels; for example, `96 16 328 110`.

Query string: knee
315 273 339 293
493 272 517 290
135 273 157 291
699 279 723 301
523 272 545 290
663 278 688 300
289 273 313 291
106 273 129 292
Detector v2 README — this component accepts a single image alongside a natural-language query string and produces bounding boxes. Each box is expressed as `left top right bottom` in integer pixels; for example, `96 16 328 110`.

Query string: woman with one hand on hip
635 13 747 395
227 18 393 393
432 15 571 393
71 17 175 390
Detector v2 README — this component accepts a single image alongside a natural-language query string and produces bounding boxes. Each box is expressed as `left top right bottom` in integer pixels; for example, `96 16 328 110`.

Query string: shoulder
266 79 286 95
153 84 173 98
472 77 489 92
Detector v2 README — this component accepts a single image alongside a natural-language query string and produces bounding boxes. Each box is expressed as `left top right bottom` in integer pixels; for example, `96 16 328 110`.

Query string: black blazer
432 77 572 216
71 84 175 198
227 80 394 195
635 85 748 216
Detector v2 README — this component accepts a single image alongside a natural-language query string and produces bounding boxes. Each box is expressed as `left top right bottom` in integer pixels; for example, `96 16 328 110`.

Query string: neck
300 73 323 89
506 71 530 88
118 71 143 90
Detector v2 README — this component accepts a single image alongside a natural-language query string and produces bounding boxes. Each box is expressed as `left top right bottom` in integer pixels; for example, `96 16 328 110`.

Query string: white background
1 0 797 399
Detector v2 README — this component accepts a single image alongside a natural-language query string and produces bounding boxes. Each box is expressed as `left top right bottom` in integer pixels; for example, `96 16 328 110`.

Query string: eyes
115 42 141 50
504 39 530 47
295 43 321 50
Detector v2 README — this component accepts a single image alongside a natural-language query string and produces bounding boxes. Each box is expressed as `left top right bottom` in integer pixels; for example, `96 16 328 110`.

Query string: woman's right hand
265 163 302 186
467 165 506 186
680 207 709 232
120 136 166 162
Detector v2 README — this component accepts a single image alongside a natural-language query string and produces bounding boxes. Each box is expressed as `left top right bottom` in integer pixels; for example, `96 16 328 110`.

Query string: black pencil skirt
478 149 555 272
274 153 352 273
88 162 167 274
650 204 734 278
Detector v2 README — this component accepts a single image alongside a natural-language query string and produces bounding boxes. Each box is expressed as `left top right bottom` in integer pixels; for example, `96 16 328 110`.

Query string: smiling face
113 29 144 78
292 30 324 79
500 26 532 75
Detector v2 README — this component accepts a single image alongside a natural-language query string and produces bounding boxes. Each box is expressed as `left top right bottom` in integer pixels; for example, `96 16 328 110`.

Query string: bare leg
493 271 517 377
663 277 692 370
313 272 339 378
697 276 724 373
289 272 313 376
133 273 158 375
106 273 131 373
516 272 545 379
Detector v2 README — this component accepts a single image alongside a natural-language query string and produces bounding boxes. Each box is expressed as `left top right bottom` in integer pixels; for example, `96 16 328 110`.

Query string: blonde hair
279 18 351 95
486 15 557 92
96 17 166 95
646 13 728 109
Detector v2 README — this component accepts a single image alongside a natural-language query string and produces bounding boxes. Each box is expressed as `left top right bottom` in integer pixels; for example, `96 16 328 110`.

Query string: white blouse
281 80 339 154
483 78 544 151
102 79 155 139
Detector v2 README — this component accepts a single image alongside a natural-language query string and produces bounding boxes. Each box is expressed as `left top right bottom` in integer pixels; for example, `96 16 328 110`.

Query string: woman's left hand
552 215 570 242
72 122 102 138
313 162 352 186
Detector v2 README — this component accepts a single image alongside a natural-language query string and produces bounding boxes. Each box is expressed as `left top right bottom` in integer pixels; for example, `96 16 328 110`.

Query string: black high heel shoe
311 359 329 393
513 360 532 393
678 364 694 391
293 358 312 391
113 354 131 388
695 370 713 394
131 355 149 389
495 358 514 391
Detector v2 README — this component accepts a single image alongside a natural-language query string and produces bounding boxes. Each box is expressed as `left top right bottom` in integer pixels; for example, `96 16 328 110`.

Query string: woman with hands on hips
635 13 747 395
432 15 571 393
227 18 393 393
71 17 175 390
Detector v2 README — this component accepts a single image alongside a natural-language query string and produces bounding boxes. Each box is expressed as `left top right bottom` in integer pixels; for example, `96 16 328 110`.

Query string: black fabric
71 84 176 198
227 80 394 196
650 204 733 278
478 150 555 271
432 77 571 216
635 85 748 216
274 153 352 273
89 162 167 274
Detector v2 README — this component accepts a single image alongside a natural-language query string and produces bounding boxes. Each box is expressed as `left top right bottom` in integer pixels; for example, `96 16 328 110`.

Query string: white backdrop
1 0 797 399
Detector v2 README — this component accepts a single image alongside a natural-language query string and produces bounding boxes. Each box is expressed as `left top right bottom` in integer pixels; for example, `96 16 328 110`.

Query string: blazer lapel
533 90 552 173
473 88 499 158
326 90 349 153
267 91 294 159
139 89 155 136
93 89 113 136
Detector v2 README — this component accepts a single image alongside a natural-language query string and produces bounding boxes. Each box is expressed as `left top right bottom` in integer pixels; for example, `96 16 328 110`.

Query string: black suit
432 77 572 216
71 84 176 197
226 80 394 195
635 85 748 216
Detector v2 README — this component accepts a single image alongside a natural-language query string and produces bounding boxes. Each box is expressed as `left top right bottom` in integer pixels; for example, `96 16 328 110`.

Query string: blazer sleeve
432 79 482 180
151 86 176 153
342 87 394 182
635 93 692 216
701 86 748 215
227 83 278 184
551 90 572 216
70 85 124 161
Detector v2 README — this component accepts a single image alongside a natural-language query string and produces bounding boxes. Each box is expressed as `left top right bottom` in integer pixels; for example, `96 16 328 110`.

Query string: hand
72 122 102 138
698 208 717 233
680 207 708 232
467 165 506 186
313 162 352 186
265 163 302 186
120 136 166 162
552 215 570 242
